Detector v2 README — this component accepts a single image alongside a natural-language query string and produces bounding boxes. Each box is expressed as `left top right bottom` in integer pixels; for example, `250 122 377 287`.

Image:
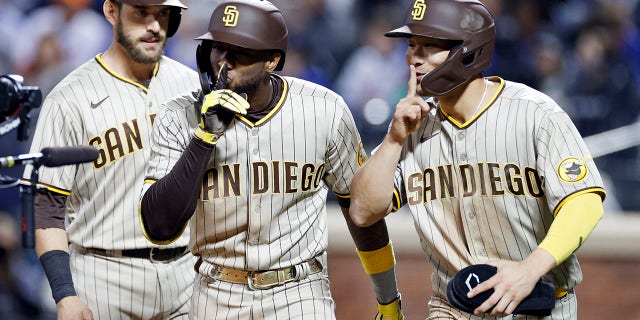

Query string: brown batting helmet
195 0 288 93
386 0 495 96
116 0 187 37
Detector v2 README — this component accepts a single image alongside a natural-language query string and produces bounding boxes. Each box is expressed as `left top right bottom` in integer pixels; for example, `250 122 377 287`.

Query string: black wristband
39 250 77 303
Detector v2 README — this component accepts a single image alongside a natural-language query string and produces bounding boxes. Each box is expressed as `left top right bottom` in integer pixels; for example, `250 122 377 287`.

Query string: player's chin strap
196 41 214 95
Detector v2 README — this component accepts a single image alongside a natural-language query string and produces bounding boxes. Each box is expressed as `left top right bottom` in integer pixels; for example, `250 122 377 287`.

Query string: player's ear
264 53 281 72
103 0 118 26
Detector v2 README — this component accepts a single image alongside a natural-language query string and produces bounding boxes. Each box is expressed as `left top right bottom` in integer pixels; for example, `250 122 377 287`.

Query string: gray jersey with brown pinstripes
390 77 605 301
24 54 198 250
142 74 367 271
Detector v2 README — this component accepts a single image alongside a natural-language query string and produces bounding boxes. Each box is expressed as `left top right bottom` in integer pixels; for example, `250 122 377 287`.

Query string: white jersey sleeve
143 90 201 186
536 110 605 213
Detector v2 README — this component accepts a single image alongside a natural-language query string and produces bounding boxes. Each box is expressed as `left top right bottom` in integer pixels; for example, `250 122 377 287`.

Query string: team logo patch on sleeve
557 157 588 182
356 142 368 167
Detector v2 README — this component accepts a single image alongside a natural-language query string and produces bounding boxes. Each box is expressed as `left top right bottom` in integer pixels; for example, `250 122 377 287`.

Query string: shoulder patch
557 157 588 182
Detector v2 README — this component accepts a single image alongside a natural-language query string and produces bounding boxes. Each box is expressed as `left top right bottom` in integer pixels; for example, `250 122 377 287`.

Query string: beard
116 19 166 64
232 72 265 95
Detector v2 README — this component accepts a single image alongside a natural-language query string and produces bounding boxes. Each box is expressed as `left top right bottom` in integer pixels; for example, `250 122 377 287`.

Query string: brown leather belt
196 257 323 290
79 246 189 263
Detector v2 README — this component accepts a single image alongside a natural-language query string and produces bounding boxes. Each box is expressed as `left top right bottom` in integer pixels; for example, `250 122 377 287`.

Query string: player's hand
195 64 249 145
57 295 94 320
387 65 431 145
467 259 541 317
375 295 405 320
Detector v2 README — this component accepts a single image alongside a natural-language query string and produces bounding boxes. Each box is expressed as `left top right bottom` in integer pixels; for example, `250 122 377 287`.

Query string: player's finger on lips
406 65 417 98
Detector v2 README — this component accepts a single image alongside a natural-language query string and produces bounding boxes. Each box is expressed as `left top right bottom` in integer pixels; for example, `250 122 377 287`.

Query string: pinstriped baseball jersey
143 74 366 270
390 77 605 299
23 54 198 250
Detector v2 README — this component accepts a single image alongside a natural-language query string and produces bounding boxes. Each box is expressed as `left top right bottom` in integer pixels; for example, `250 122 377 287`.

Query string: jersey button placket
452 128 468 163
246 128 261 253
246 204 261 249
248 128 260 159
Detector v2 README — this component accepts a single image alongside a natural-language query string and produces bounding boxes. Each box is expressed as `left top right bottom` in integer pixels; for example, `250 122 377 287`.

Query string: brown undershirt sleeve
140 138 214 241
34 190 67 229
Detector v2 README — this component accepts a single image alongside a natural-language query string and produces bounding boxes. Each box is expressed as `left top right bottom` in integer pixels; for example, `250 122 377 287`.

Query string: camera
0 74 42 141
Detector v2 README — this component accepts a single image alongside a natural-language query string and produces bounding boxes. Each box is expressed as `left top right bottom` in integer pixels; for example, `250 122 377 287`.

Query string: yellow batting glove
200 89 249 117
375 296 405 320
193 126 223 145
194 63 249 145
194 89 249 145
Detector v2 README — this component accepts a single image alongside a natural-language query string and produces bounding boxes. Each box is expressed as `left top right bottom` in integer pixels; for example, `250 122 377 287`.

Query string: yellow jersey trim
20 179 71 196
391 188 401 212
236 74 289 127
95 54 157 93
137 199 188 245
440 76 505 129
553 187 606 217
334 193 350 199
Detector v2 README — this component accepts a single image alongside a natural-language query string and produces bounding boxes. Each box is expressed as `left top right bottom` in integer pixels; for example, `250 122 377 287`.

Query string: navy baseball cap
446 264 556 316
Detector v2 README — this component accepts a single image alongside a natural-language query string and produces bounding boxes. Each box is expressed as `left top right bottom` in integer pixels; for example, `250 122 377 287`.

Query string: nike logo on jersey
420 131 439 143
420 106 442 143
90 96 109 109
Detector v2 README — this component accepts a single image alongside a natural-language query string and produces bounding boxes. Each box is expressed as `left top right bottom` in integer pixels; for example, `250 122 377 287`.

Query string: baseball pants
426 292 578 320
70 245 195 320
190 257 335 320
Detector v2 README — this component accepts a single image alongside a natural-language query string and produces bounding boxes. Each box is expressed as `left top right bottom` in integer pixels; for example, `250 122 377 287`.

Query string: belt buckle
149 248 163 263
247 271 268 290
247 271 274 290
247 269 291 290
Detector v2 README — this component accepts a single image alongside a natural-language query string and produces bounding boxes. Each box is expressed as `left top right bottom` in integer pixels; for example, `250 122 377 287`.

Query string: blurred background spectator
1 0 640 317
333 4 408 147
0 211 53 319
11 0 111 94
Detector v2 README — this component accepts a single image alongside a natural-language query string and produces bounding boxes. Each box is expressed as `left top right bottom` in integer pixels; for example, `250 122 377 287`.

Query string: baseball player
350 0 606 319
23 0 199 319
139 0 404 319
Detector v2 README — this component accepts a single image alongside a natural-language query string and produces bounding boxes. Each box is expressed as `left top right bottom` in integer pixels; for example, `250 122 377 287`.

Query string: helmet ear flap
196 41 214 94
167 7 182 37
